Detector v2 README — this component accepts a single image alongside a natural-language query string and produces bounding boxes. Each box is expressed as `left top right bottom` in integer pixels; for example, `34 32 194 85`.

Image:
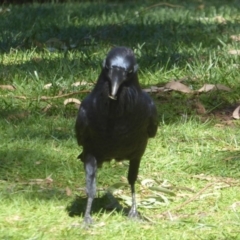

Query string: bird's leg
83 154 97 224
127 159 140 219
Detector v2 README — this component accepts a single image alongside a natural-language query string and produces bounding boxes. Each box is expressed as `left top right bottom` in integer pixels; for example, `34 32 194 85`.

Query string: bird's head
102 47 138 100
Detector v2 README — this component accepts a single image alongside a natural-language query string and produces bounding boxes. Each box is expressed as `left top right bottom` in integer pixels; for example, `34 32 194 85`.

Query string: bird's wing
75 103 89 146
145 93 158 138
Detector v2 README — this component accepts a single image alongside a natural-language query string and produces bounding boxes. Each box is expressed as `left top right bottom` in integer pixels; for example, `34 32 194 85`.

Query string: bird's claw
83 215 94 226
128 209 140 220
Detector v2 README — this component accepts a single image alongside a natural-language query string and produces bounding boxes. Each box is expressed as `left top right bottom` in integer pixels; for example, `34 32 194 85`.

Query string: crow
75 46 158 224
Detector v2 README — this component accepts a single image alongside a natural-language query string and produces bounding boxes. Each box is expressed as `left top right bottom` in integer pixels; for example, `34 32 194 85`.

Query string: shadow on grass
0 149 66 180
1 1 239 69
66 192 128 219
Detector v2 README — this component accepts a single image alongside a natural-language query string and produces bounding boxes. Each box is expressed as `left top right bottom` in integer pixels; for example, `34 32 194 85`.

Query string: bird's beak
108 70 125 100
109 80 120 100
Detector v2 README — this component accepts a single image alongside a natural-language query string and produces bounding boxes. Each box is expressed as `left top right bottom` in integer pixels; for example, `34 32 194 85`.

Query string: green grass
0 1 240 239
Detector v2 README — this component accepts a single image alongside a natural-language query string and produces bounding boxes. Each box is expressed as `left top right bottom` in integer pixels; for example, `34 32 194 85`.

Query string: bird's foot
83 215 94 226
128 208 140 220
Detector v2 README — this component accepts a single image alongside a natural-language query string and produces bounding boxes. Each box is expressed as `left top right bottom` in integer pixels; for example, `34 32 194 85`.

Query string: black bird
75 46 158 224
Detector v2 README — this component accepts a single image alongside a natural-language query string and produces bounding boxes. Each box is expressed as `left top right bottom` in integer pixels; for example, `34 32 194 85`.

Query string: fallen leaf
230 35 240 42
194 101 206 114
71 81 90 87
229 202 240 211
215 16 226 24
40 96 48 100
31 57 42 63
42 104 52 113
197 4 205 10
95 222 106 227
71 82 81 87
164 81 192 93
43 83 52 89
228 50 240 55
232 105 240 119
45 176 53 184
0 85 16 91
7 111 29 120
64 98 81 108
141 225 154 230
198 84 231 92
45 38 67 51
65 187 72 196
5 215 22 223
141 179 155 187
15 96 27 99
107 182 129 192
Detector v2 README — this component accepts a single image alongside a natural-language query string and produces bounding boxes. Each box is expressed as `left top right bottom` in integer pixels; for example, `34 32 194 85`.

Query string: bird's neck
96 78 141 117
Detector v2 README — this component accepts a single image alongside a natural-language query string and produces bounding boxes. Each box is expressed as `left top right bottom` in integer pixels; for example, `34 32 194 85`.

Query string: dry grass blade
192 175 239 187
149 186 176 196
0 90 90 101
27 176 53 185
158 183 213 218
40 90 89 100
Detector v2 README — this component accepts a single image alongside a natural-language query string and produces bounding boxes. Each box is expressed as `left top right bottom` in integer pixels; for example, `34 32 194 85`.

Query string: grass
0 0 240 239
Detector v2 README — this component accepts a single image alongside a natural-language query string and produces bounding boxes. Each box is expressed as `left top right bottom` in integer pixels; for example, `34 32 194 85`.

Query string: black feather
75 46 158 224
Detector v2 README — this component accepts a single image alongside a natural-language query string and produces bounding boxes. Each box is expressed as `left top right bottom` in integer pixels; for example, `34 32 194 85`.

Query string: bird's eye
128 69 133 75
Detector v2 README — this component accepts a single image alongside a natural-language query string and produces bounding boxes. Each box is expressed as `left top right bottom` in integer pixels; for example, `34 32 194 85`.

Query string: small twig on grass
172 183 213 211
0 90 90 101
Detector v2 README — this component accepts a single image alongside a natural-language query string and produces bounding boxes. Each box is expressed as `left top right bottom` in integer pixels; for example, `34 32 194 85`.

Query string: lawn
0 1 240 239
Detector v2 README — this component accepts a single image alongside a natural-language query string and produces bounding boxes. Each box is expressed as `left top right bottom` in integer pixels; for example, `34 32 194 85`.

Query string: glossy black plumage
75 46 158 224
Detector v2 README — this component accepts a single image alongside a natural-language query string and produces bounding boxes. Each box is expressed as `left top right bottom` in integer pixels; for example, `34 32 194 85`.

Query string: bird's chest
91 115 140 142
88 113 146 158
